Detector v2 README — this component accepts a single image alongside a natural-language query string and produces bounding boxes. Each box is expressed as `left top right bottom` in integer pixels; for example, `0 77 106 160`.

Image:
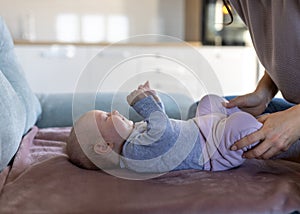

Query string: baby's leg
209 111 262 171
224 112 262 149
196 94 240 117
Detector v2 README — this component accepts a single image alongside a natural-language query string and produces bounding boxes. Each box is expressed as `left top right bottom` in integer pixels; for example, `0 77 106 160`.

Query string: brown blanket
0 126 300 213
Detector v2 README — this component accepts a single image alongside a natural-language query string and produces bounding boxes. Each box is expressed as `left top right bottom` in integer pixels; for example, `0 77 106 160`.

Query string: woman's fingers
231 129 265 151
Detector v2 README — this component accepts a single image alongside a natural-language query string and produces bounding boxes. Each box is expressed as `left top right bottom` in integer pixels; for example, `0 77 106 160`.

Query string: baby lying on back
67 81 261 173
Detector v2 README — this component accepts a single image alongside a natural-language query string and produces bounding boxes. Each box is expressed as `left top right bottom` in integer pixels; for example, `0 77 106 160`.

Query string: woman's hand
224 92 268 116
224 71 278 116
231 105 300 159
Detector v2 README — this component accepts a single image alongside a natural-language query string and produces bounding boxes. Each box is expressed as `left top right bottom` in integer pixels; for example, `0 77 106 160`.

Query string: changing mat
0 126 300 213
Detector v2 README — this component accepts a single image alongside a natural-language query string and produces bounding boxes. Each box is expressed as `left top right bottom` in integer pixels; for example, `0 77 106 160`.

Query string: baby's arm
122 95 178 173
130 96 170 141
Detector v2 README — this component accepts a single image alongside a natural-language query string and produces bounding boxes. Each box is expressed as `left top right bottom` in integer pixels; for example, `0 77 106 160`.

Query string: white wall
0 0 185 42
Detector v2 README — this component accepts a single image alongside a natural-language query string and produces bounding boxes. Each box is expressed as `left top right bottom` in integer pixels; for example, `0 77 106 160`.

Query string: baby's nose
112 110 119 115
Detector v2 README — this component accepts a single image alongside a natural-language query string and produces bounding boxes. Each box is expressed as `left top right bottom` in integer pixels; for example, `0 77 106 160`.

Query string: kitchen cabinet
15 45 89 94
15 44 260 99
198 46 259 96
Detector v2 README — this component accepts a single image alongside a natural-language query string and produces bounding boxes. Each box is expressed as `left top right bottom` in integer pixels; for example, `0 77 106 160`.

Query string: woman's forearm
254 70 278 105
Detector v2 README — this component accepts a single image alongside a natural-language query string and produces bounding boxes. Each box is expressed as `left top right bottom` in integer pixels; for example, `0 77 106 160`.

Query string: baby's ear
94 142 113 154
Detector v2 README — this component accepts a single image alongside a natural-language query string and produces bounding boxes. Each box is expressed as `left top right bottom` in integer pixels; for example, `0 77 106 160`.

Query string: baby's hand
139 81 161 103
127 81 160 106
127 87 147 106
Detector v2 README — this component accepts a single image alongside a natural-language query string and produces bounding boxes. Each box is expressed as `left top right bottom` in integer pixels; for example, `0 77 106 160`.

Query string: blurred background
0 0 264 98
1 0 249 44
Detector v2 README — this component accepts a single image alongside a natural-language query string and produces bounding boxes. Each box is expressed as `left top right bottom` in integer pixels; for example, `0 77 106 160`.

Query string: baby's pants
195 95 262 171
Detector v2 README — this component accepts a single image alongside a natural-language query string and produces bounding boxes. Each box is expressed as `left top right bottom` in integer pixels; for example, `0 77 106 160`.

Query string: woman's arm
253 70 279 107
226 71 300 159
224 70 278 116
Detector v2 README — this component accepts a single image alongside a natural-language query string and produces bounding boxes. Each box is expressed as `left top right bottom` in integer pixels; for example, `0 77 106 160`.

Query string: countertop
14 39 202 47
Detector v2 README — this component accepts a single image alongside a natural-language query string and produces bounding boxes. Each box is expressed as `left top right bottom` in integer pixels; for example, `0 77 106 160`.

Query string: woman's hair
222 0 233 25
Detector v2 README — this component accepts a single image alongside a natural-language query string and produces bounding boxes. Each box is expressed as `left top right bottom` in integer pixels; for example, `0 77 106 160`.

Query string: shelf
14 40 202 47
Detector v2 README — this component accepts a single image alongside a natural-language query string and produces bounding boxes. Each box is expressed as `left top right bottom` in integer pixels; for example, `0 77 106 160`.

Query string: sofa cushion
0 71 26 171
0 17 41 171
37 92 194 128
0 17 41 133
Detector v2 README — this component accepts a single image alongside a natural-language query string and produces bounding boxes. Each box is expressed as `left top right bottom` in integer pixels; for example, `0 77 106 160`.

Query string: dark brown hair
66 127 99 170
222 0 233 25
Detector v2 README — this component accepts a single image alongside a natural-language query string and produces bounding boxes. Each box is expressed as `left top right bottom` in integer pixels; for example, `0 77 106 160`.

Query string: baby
67 81 262 173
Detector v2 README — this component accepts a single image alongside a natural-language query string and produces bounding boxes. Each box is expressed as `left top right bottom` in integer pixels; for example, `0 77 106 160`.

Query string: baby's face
94 110 134 152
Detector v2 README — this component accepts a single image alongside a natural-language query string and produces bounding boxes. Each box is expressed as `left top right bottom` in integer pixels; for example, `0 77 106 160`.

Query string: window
81 15 105 43
56 14 80 42
107 15 129 42
56 13 129 43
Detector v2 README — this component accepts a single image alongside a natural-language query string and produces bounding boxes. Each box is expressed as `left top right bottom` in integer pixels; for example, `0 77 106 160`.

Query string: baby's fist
127 89 147 106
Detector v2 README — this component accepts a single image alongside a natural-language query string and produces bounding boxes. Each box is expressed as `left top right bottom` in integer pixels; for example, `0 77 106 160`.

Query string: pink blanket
0 126 300 213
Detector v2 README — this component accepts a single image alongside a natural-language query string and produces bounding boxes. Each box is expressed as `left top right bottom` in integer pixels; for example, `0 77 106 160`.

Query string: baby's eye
107 113 113 119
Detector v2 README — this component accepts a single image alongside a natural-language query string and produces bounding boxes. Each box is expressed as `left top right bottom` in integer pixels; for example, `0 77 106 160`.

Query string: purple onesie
194 95 263 171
